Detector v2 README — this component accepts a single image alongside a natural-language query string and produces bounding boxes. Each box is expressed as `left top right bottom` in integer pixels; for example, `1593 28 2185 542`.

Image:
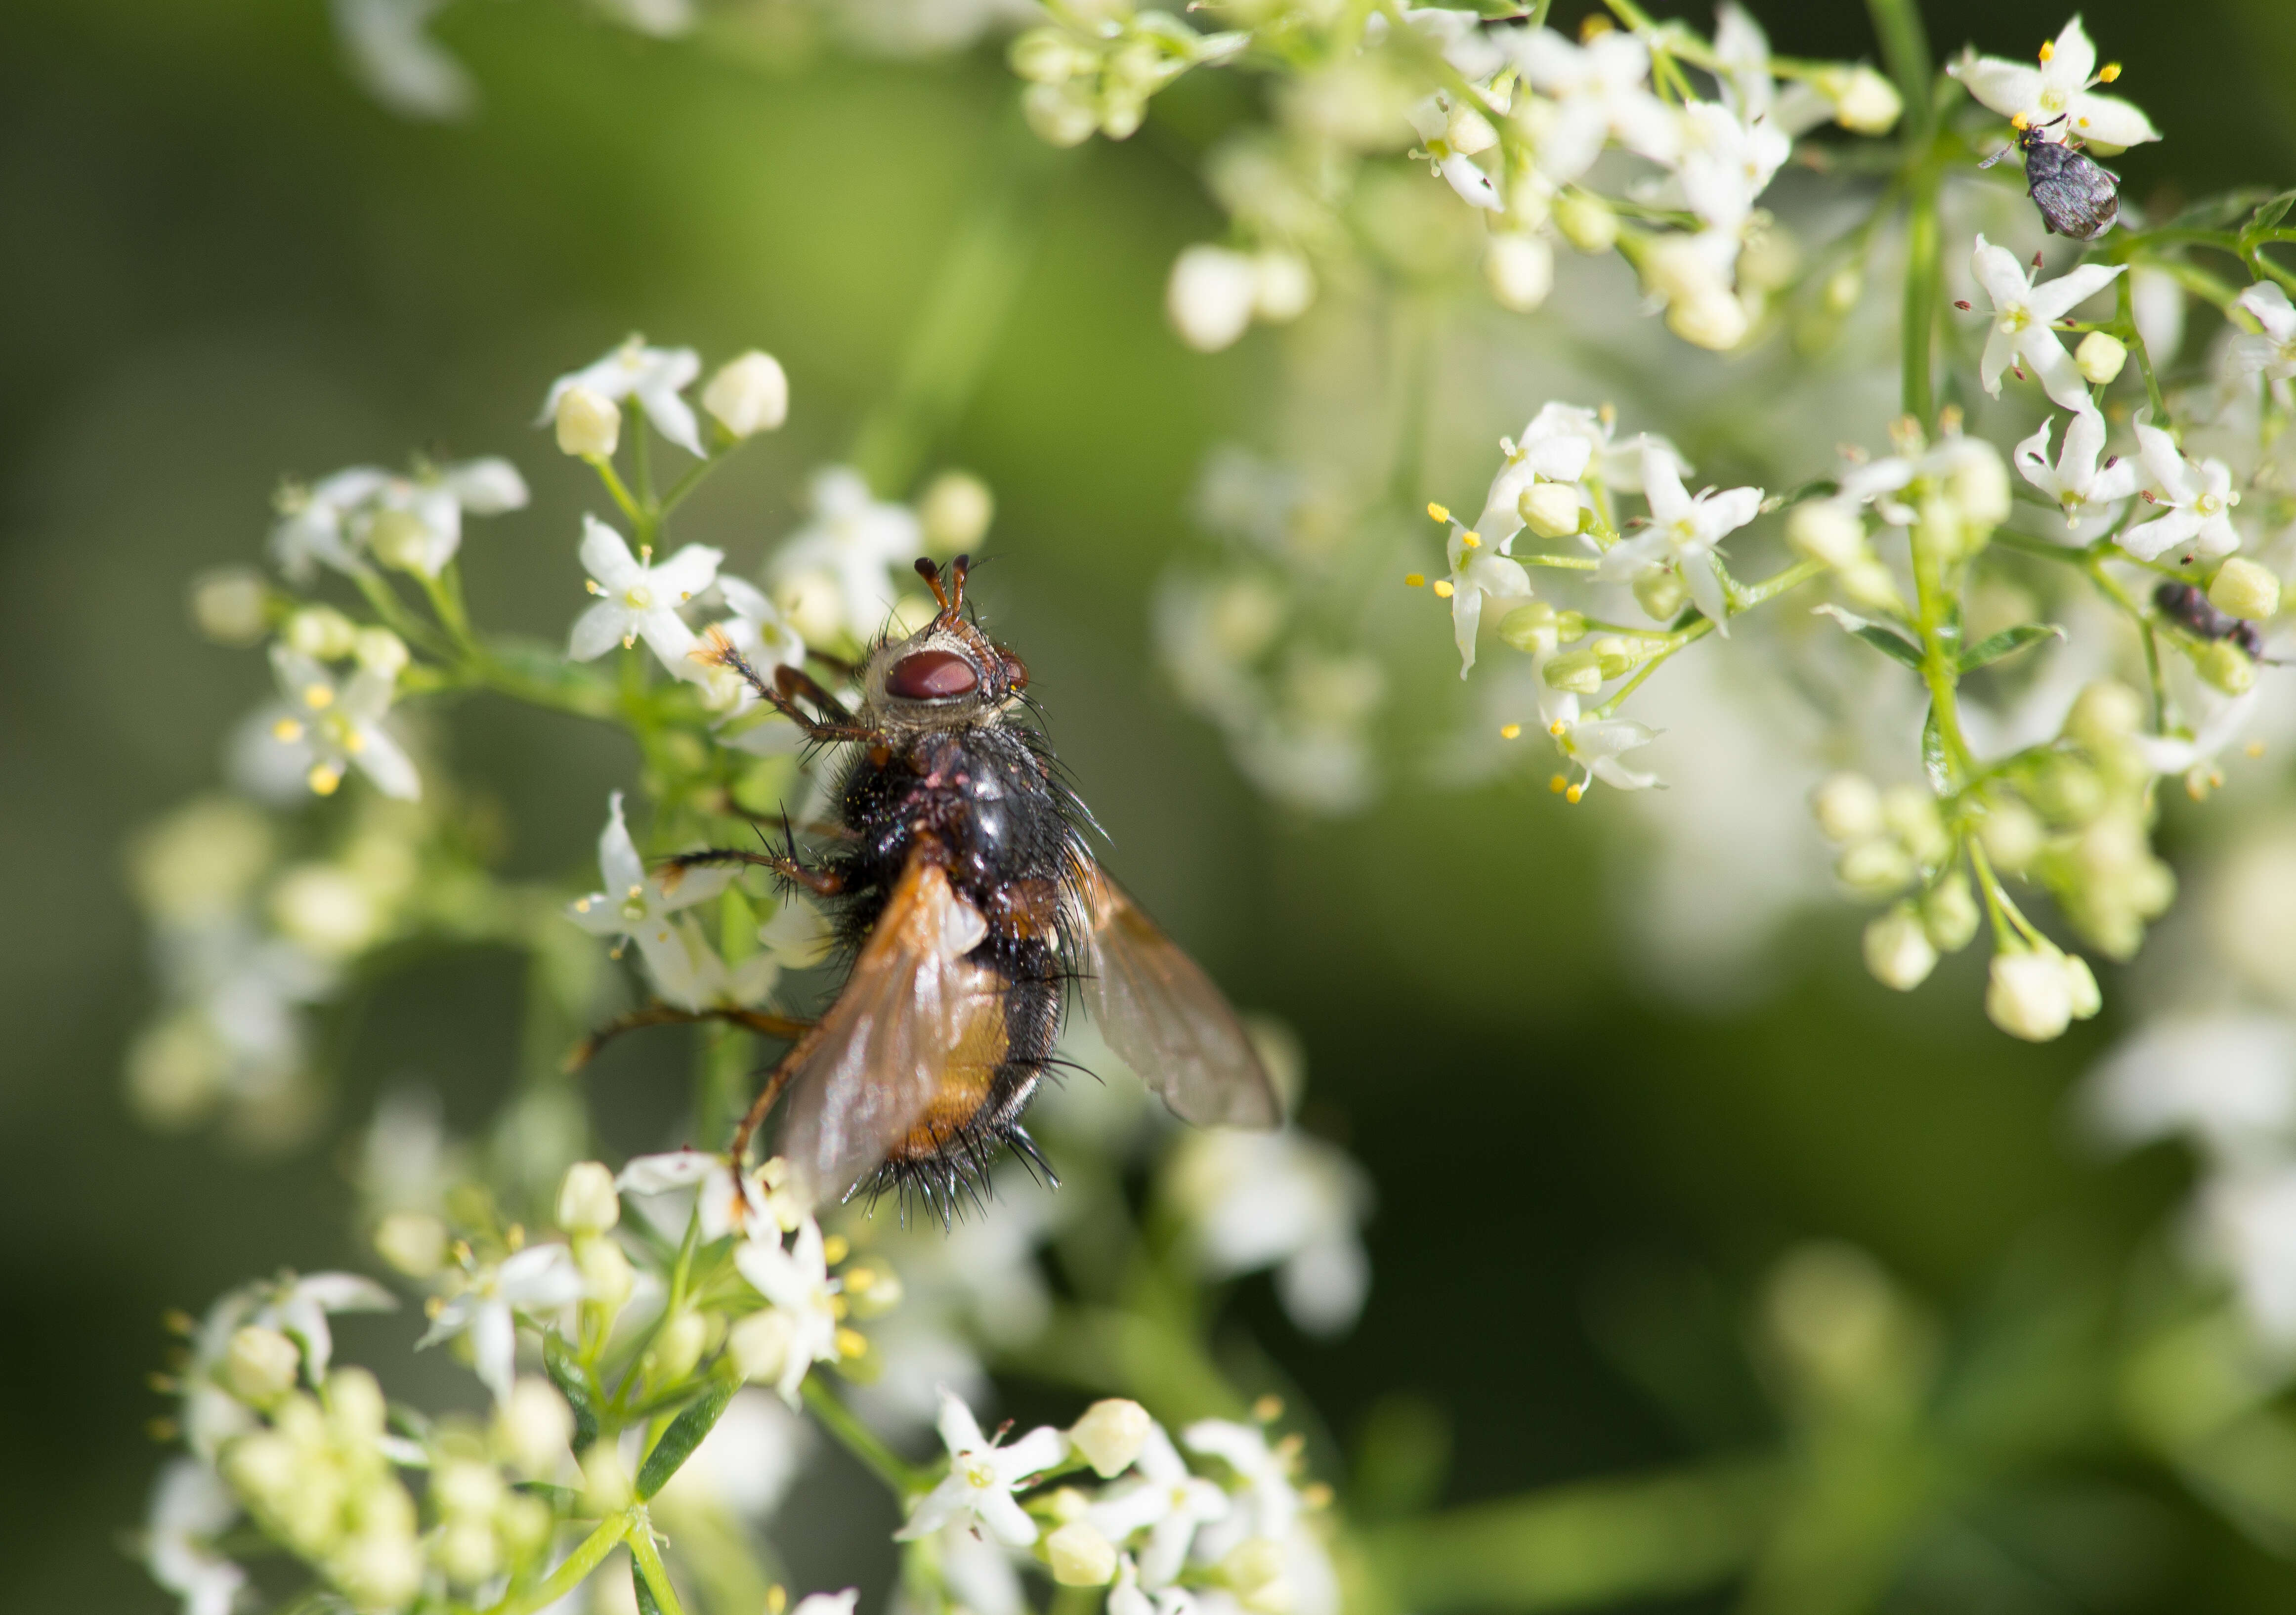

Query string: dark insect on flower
595 555 1282 1218
1980 116 2120 241
2154 582 2273 661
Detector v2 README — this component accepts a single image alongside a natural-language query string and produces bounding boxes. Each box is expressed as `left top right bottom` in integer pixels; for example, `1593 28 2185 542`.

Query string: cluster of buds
1812 772 1974 992
1010 4 1246 147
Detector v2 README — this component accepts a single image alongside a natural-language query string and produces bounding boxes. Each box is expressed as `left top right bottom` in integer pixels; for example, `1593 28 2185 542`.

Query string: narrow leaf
544 1331 601 1453
2250 189 2296 236
633 1557 666 1615
636 1379 740 1499
1922 704 1951 794
1815 603 1924 671
1958 621 2066 673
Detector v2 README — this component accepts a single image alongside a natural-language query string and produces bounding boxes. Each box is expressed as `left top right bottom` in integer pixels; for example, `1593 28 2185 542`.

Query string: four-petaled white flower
615 1149 779 1240
273 459 529 582
246 1271 397 1383
2013 411 2137 538
1182 1418 1301 1540
1970 235 2124 417
710 575 811 749
568 792 750 1011
419 1242 588 1404
1505 27 1681 184
895 1388 1068 1546
2231 281 2296 382
765 467 924 644
260 645 422 801
1438 518 1533 679
1949 17 2159 148
1406 94 1503 211
2135 690 2259 782
733 1217 844 1404
568 515 723 681
143 1460 246 1615
2122 424 2242 561
1676 100 1789 233
1476 406 1596 544
1598 444 1761 633
540 338 707 457
1087 1422 1233 1586
1552 713 1662 799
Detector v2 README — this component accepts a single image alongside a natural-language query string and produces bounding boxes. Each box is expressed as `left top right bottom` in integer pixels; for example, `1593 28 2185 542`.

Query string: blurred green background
8 0 2296 1609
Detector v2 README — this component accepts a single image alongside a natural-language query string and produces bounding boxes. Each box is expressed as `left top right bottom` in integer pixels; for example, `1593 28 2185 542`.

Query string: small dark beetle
1982 116 2120 241
2155 582 2273 661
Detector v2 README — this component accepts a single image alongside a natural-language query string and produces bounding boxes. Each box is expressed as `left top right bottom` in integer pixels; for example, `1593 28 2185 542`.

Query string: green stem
2114 273 2170 424
632 417 657 530
803 1376 931 1497
626 1512 690 1615
1911 536 1974 787
1900 167 1942 423
1863 0 1933 145
485 1513 628 1615
591 455 646 529
1517 553 1600 571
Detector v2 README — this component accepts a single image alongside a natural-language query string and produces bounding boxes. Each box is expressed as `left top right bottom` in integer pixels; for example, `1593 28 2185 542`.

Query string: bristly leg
665 844 846 898
566 1002 810 1071
692 627 876 743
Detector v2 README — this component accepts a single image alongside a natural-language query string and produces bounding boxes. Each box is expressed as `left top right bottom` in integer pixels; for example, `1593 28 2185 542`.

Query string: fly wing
773 851 1002 1205
1075 861 1282 1129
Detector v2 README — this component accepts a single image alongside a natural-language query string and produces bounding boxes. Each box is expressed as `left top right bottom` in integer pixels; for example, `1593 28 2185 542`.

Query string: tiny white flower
540 337 707 457
259 644 421 801
615 1148 769 1239
1552 713 1662 798
1675 100 1789 234
2232 282 2296 382
895 1388 1068 1545
1948 17 2160 148
143 1460 246 1615
2122 424 2242 561
2013 411 2138 537
1167 1129 1373 1337
1109 1554 1200 1615
567 515 723 680
1167 246 1260 353
1182 1418 1300 1540
420 1243 588 1404
2086 1012 2296 1161
1970 235 2124 417
732 1217 843 1404
1406 94 1503 211
2135 690 2260 780
710 576 808 698
1436 517 1533 679
354 458 528 578
249 1271 397 1383
568 792 740 1011
1088 1423 1233 1587
1476 406 1596 544
765 467 924 643
270 467 390 581
2199 1164 2296 1343
1505 28 1681 184
330 0 475 122
1598 444 1761 633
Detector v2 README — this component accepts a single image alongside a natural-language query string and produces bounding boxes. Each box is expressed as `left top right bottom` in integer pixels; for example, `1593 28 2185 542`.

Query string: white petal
2023 333 2095 417
637 610 705 680
617 1150 721 1192
579 516 642 589
2118 508 2202 561
599 792 646 896
443 457 530 513
472 1300 516 1403
2065 91 2160 147
350 723 422 801
2043 17 2097 90
2027 263 2124 323
568 600 633 662
935 1387 989 1456
1684 553 1731 632
1948 52 2043 120
635 917 717 1009
649 543 724 601
640 386 706 458
2240 281 2296 343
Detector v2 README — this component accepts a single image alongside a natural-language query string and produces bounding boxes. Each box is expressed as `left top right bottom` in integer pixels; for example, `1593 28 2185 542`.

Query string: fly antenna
913 554 971 623
915 556 951 614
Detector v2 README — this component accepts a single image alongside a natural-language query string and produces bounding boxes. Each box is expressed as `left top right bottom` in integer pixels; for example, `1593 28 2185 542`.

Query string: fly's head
859 555 1030 733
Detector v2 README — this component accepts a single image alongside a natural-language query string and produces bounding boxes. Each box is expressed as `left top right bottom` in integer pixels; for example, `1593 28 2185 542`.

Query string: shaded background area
5 0 2296 1608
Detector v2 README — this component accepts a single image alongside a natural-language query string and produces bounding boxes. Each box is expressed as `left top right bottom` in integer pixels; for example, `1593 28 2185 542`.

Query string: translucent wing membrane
1076 862 1283 1130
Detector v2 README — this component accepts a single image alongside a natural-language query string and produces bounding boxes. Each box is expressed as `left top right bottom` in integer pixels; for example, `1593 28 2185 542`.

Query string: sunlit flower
1476 406 1596 544
733 1217 843 1404
1406 94 1503 211
540 338 706 457
2013 411 2138 537
616 1149 768 1239
1970 235 2124 417
895 1388 1067 1546
1505 28 1681 184
1436 515 1532 678
1597 444 1760 632
420 1243 588 1403
1088 1422 1232 1586
765 467 923 643
1675 100 1789 233
1949 17 2160 148
244 1271 397 1384
708 575 808 715
568 516 723 680
2231 281 2296 383
2123 424 2242 561
567 792 746 1011
255 645 421 801
1553 713 1662 798
276 458 527 581
142 1460 246 1615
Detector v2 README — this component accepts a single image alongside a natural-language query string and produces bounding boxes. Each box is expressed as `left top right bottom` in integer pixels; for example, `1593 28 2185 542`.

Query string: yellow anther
1252 1394 1285 1422
2098 62 2121 82
425 1295 445 1319
627 884 644 900
768 1589 788 1615
845 1266 875 1292
302 683 334 710
1578 12 1612 41
2038 39 2054 62
1459 531 1482 549
1500 723 1523 740
507 1223 526 1250
307 763 343 796
622 633 637 649
836 1327 869 1360
1426 502 1451 523
1432 580 1455 598
2010 111 2031 130
1300 1483 1334 1511
342 729 366 754
1548 720 1567 736
1598 402 1616 428
1549 774 1567 794
822 1233 850 1265
271 718 304 744
830 1294 850 1320
586 579 604 595
1404 572 1427 588
2247 740 2267 758
1566 782 1585 803
574 896 593 913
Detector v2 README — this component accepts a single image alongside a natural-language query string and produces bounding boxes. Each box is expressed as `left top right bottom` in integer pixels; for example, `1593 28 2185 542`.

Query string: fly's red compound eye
887 649 980 700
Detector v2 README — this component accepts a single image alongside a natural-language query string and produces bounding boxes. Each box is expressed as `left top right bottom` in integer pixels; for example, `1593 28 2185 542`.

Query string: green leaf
633 1556 666 1615
636 1379 740 1499
2250 189 2296 237
2156 188 2267 235
544 1331 601 1453
1958 622 2066 673
1815 604 1924 671
1922 705 1951 795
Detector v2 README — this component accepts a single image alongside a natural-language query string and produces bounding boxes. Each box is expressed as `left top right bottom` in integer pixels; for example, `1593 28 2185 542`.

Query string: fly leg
565 1004 811 1071
662 814 847 899
695 628 876 743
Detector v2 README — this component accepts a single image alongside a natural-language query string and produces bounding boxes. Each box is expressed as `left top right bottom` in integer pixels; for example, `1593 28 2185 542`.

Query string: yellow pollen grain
1500 723 1522 740
2099 62 2121 81
1549 774 1567 794
271 718 304 743
1300 1483 1334 1511
845 1267 875 1292
1426 502 1451 523
2038 39 2054 62
303 683 334 710
1404 572 1427 588
507 1223 526 1251
307 764 342 796
574 896 593 913
822 1233 850 1265
1459 531 1481 549
1566 782 1585 803
1432 580 1455 597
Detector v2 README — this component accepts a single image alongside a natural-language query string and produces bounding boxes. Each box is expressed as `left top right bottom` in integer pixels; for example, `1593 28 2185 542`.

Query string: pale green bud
495 1378 574 1475
1921 874 1980 953
2030 757 2106 825
1822 262 1864 314
1786 500 1865 568
1863 905 1937 990
374 1211 448 1278
1840 559 1907 615
1632 564 1688 620
554 386 620 459
1519 480 1581 540
365 509 432 572
1812 772 1883 844
1496 599 1557 652
1486 232 1555 312
435 1518 501 1586
225 1324 303 1404
191 567 270 646
1880 783 1950 866
433 1458 505 1520
1987 949 2073 1042
352 627 407 679
578 1445 632 1515
1815 63 1903 133
2197 638 2257 695
2210 557 2281 622
575 1237 632 1316
1023 81 1101 147
1541 649 1604 694
702 351 790 438
728 1308 795 1385
498 1492 553 1556
1047 1521 1119 1586
556 1161 620 1236
1067 1398 1152 1478
286 605 358 661
2075 331 2128 385
1667 287 1750 352
650 1309 708 1385
1588 635 1639 680
1554 609 1588 642
2063 953 2102 1020
2066 680 2145 748
333 1530 425 1610
1837 838 1915 898
1252 251 1316 323
1554 192 1617 254
1224 1537 1289 1599
920 471 995 553
1009 27 1092 84
328 1367 389 1445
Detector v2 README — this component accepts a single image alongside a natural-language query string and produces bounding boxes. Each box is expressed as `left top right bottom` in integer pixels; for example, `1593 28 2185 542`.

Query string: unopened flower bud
1821 263 1864 315
1067 1398 1152 1478
554 386 621 459
433 1458 505 1519
2066 680 2145 749
286 605 358 661
2075 331 2127 385
336 1532 425 1610
1839 559 1905 614
1667 288 1750 352
2197 638 2257 695
225 1324 303 1403
191 568 270 646
1818 64 1903 133
328 1367 388 1444
2210 557 2281 622
702 351 790 439
579 1444 632 1514
365 509 433 572
1863 905 1937 990
1496 600 1557 652
1987 949 2074 1042
1978 797 2044 872
1939 441 2011 529
1921 873 1980 952
1224 1537 1288 1598
1632 564 1688 621
920 471 995 553
1554 192 1617 254
2063 953 2102 1019
1167 246 1260 353
375 1210 448 1277
1553 609 1588 642
556 1161 620 1236
1540 649 1604 694
1010 27 1091 84
1812 772 1883 844
650 1309 708 1385
353 627 408 678
1252 251 1316 323
1485 232 1555 312
496 1378 574 1474
436 1517 501 1585
575 1236 633 1315
1047 1521 1119 1586
1879 783 1949 865
1022 80 1100 147
1786 500 1865 568
728 1308 795 1385
1836 838 1915 897
1517 480 1581 541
